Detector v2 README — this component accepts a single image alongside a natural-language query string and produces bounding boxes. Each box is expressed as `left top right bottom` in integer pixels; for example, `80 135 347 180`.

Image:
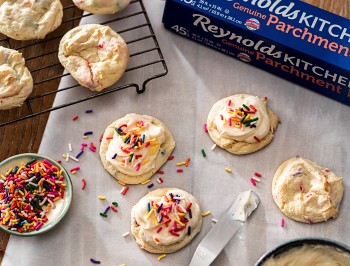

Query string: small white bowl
0 153 73 236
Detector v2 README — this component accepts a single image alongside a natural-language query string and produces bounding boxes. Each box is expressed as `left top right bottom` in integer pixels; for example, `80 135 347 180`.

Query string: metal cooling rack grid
0 0 168 127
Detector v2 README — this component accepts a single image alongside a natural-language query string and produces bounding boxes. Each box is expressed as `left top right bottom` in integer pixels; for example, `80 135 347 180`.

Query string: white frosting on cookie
106 114 165 176
214 94 270 143
132 189 201 245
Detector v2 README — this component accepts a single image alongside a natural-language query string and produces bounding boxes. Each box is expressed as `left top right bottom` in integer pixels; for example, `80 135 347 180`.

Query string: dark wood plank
0 0 83 261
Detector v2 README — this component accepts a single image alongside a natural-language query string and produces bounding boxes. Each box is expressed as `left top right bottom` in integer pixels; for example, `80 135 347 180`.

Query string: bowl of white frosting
255 238 350 266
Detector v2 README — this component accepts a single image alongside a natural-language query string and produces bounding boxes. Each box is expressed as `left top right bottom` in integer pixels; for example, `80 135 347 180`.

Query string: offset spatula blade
189 190 260 266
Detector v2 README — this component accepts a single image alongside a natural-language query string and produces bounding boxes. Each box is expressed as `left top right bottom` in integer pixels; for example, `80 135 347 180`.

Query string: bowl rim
0 152 73 237
255 237 350 266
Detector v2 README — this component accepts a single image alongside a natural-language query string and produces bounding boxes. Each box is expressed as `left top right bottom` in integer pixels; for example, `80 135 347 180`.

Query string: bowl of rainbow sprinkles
0 153 72 236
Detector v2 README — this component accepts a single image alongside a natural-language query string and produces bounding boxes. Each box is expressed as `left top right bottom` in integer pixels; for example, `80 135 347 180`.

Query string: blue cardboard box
162 0 350 106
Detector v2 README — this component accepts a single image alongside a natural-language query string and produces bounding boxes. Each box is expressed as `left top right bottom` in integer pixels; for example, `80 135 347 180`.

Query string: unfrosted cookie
0 0 63 40
0 46 33 110
131 188 202 253
58 24 129 91
207 94 279 155
99 113 175 184
72 0 130 14
272 156 344 223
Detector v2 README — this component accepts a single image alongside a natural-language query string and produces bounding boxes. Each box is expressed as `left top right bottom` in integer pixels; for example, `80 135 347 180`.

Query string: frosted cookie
131 188 202 253
207 94 279 155
272 156 344 223
58 24 129 91
0 0 63 40
99 113 175 184
0 46 33 110
72 0 130 14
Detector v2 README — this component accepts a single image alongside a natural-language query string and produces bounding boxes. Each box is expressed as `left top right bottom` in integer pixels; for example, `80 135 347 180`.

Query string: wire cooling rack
0 0 168 127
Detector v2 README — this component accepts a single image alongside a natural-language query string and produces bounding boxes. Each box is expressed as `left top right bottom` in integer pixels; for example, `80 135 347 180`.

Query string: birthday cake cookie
72 0 131 14
131 188 202 253
99 113 175 184
0 46 33 110
0 0 63 40
207 94 280 155
272 156 344 223
58 24 129 92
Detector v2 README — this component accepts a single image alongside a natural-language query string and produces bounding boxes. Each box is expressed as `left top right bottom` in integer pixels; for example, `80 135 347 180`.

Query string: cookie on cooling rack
99 113 175 184
58 24 129 91
131 188 202 253
207 94 280 155
72 0 131 14
0 0 63 40
0 46 33 110
272 156 344 224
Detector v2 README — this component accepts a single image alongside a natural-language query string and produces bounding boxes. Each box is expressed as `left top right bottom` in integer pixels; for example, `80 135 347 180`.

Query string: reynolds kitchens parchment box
162 0 350 106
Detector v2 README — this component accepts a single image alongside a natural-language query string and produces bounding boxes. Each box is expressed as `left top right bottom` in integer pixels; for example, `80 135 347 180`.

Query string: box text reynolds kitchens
163 0 350 106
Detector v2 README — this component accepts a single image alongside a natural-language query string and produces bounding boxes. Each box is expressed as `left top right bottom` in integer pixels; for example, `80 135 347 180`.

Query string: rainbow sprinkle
204 123 208 133
69 155 79 162
90 258 101 264
141 179 150 185
252 176 261 182
120 186 129 195
201 211 212 217
83 131 93 136
103 206 110 215
255 172 262 177
111 205 118 212
281 218 285 227
118 180 126 186
70 167 80 173
0 159 66 233
225 168 232 173
157 254 167 261
250 178 257 186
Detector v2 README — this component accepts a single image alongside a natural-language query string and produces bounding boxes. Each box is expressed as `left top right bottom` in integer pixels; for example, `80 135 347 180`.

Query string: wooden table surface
0 0 348 263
